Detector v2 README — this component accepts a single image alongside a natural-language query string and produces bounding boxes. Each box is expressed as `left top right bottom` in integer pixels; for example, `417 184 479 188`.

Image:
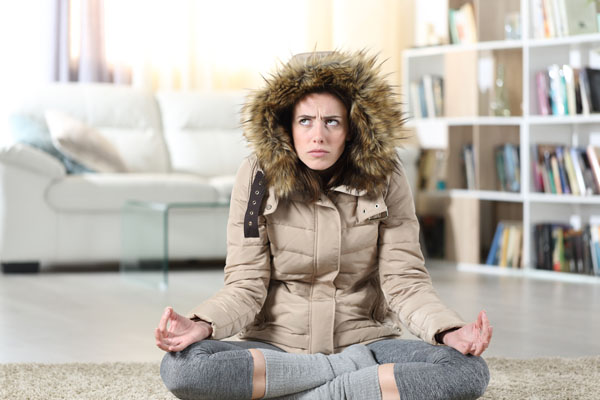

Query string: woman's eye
299 118 310 126
326 119 339 126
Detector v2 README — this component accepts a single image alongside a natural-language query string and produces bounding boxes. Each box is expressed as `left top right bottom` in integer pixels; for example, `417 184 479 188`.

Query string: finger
476 310 485 329
169 340 187 353
158 307 172 335
481 310 490 329
485 325 494 344
472 342 485 357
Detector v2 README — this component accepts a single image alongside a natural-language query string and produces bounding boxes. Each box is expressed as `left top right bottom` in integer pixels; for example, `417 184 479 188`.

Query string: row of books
534 223 600 275
486 221 523 268
531 0 598 39
532 144 600 195
410 75 444 119
418 149 447 191
536 65 600 116
448 3 477 45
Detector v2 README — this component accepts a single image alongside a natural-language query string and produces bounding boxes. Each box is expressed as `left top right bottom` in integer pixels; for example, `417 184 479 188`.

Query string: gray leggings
160 339 489 400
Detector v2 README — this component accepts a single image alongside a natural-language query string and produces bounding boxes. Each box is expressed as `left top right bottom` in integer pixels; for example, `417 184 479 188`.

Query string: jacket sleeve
378 162 466 345
186 157 271 339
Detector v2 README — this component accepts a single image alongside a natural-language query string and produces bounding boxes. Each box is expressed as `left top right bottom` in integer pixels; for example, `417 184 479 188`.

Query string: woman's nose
312 123 325 143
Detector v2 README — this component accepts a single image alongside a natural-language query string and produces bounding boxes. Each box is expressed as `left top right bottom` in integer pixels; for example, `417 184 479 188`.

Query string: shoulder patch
244 171 266 238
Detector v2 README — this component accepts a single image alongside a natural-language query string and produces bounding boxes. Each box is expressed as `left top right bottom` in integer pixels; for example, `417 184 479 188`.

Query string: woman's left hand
442 310 493 356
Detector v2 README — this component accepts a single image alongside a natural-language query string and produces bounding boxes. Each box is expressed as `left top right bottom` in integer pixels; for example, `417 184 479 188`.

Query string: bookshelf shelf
528 114 600 125
527 33 600 48
421 189 524 203
456 263 600 284
404 39 524 58
528 193 600 204
406 0 600 283
407 117 523 127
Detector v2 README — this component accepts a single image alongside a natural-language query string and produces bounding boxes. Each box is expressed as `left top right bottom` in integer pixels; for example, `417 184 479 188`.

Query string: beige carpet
1 357 598 399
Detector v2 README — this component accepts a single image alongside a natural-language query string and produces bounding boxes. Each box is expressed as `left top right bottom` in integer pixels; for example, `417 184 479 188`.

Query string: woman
156 50 492 400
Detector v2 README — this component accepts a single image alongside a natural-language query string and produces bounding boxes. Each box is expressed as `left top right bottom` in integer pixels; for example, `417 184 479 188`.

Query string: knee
160 352 192 399
160 348 212 400
467 356 490 398
431 348 490 399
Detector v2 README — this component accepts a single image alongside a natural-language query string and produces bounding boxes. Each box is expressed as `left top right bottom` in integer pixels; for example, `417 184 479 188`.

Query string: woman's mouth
308 150 329 157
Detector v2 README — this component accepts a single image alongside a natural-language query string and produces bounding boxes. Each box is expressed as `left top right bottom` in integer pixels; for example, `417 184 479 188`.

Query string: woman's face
291 92 348 171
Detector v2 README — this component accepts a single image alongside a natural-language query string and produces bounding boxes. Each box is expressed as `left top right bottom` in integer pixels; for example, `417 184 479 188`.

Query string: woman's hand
155 306 213 352
441 310 493 357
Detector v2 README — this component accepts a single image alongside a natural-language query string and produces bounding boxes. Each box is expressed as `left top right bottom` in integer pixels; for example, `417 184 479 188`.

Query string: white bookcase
403 0 600 283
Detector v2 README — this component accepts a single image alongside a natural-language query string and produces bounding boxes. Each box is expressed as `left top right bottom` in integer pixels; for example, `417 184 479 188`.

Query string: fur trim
242 50 407 198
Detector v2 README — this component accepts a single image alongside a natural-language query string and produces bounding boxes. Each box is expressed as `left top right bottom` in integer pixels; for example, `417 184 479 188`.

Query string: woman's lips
308 150 329 157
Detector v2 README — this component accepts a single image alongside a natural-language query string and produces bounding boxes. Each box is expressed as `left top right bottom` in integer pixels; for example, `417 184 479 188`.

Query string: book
463 144 476 190
550 153 563 194
543 0 557 37
577 149 599 194
578 68 592 115
536 71 551 115
563 147 580 195
410 82 422 118
586 145 600 192
495 147 507 191
453 3 477 44
500 224 512 267
503 143 520 192
538 144 557 193
432 76 444 117
571 147 587 195
554 146 571 194
531 145 544 192
552 225 565 271
486 222 505 265
562 65 576 115
531 0 547 39
548 65 567 115
585 67 600 112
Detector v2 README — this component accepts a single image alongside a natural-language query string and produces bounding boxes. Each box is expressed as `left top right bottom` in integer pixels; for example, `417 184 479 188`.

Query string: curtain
30 0 407 91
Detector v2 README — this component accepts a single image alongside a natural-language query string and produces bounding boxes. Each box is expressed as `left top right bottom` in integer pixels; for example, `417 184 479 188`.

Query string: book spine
555 146 571 194
563 147 580 196
550 154 563 194
571 147 587 195
536 71 551 115
586 145 600 192
486 222 505 265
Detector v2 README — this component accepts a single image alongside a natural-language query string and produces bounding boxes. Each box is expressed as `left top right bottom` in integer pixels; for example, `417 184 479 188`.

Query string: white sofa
0 83 419 273
1 83 251 272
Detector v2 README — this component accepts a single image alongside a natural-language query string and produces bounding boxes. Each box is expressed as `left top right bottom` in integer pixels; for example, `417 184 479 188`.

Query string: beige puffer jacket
187 51 466 354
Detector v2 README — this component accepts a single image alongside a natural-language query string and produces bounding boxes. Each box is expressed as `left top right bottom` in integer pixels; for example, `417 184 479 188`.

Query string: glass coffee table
120 200 230 290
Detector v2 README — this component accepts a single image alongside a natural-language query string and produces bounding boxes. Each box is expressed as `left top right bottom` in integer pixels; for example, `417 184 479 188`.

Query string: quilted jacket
187 51 466 354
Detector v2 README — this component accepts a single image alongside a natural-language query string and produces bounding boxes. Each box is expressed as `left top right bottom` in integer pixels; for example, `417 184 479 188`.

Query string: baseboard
2 262 40 274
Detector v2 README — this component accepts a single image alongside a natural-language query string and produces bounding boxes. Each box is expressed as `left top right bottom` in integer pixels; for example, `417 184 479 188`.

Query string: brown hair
279 88 356 201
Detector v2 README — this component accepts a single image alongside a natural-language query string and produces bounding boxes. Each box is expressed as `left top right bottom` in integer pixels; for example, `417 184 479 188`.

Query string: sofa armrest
0 143 66 179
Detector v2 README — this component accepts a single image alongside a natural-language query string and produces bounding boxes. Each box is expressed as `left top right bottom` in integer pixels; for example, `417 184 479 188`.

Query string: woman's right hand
155 306 213 352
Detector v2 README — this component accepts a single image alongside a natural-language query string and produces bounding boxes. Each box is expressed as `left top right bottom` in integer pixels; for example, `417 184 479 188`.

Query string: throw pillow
8 114 94 174
44 110 128 173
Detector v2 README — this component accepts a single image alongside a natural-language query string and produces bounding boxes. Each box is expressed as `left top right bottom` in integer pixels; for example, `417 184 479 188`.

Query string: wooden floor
1 261 599 363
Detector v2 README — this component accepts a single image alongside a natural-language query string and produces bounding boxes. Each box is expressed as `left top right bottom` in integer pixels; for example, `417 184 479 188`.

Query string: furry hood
242 50 406 198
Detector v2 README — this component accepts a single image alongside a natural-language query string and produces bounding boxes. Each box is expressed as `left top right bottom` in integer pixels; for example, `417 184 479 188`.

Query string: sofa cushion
45 173 225 212
13 83 170 173
8 114 93 174
156 91 251 176
45 110 128 173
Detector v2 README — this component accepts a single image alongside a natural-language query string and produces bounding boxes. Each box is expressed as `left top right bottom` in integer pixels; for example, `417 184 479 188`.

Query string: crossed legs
161 339 489 400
